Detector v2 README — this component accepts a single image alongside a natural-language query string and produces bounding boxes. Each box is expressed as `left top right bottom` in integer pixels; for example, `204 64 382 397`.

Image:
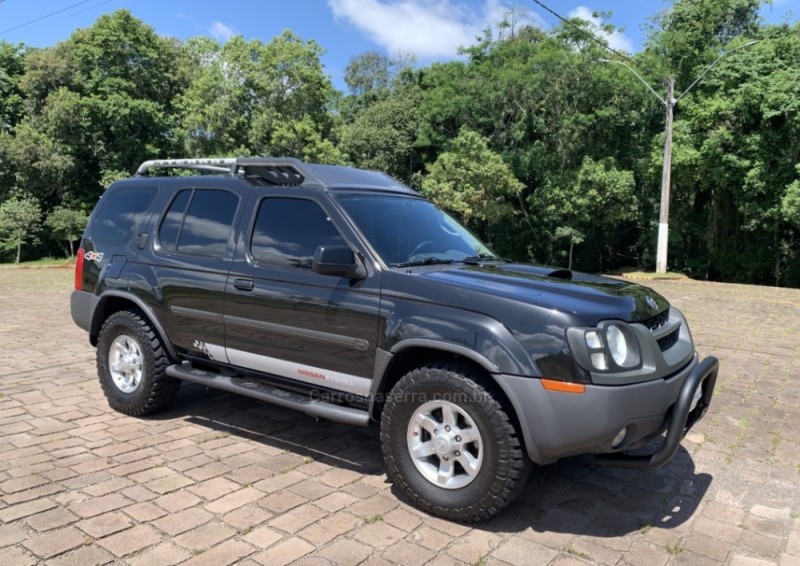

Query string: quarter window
250 198 345 269
91 186 157 245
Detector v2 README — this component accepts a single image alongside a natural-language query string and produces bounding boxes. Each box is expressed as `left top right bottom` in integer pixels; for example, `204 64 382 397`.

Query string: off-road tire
97 309 180 416
381 361 531 522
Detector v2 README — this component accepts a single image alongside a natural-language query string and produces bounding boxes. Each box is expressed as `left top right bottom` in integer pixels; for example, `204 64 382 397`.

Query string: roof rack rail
135 157 322 187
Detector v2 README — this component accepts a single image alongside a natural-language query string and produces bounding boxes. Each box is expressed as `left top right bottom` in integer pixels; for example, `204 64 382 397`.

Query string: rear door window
157 189 239 259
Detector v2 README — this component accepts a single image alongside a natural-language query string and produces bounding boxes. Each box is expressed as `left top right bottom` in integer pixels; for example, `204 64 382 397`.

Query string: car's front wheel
380 361 531 522
97 309 180 416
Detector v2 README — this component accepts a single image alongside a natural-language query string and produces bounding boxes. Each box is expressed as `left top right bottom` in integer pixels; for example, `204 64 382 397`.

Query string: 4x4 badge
85 251 104 262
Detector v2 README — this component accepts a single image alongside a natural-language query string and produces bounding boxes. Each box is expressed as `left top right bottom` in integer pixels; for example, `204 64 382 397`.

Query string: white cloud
209 21 236 43
567 6 633 53
328 0 546 60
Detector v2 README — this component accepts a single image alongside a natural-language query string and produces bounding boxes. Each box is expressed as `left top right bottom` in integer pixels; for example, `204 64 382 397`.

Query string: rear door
223 189 381 398
133 183 250 362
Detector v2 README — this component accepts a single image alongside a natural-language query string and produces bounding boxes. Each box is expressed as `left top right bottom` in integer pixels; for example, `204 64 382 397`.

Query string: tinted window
251 198 345 269
175 189 239 258
158 189 191 252
338 195 494 266
91 187 157 245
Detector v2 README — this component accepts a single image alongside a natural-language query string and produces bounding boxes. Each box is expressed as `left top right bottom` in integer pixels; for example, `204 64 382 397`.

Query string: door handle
233 278 254 291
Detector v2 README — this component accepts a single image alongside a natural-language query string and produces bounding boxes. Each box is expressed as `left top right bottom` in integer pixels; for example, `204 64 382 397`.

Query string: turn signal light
540 379 586 394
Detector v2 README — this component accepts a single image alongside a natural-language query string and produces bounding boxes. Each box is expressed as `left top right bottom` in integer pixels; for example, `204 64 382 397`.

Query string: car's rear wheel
381 361 531 522
97 309 180 416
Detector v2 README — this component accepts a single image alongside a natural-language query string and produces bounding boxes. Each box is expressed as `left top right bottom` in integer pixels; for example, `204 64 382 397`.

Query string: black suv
71 157 718 521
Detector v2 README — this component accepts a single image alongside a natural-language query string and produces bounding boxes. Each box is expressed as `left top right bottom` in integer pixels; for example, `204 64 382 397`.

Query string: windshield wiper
461 253 500 264
395 257 455 268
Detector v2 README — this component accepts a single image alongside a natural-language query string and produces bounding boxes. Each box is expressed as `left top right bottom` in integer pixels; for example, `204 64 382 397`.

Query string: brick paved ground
0 267 799 565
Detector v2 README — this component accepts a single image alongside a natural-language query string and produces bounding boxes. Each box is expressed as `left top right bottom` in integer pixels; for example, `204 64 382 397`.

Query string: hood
419 263 669 326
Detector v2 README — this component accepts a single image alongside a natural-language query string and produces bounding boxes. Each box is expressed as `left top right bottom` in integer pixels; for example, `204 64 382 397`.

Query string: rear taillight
74 248 85 290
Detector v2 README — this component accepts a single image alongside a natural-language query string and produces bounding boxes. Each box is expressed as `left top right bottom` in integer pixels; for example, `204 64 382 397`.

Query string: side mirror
313 245 366 280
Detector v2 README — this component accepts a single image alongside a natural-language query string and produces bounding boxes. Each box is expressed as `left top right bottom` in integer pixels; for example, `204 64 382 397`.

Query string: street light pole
600 39 759 274
656 78 674 274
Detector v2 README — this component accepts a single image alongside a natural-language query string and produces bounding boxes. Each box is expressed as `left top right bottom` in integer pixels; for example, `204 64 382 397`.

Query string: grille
657 331 679 351
640 309 669 331
639 309 678 351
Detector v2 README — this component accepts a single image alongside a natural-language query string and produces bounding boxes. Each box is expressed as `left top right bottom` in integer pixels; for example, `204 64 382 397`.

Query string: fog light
590 352 608 370
612 427 627 448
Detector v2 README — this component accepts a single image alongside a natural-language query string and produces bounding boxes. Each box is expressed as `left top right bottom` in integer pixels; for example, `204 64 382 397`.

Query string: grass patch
192 548 206 556
566 546 591 559
666 542 683 555
472 556 487 566
616 271 687 281
364 514 383 524
639 524 652 534
0 257 75 269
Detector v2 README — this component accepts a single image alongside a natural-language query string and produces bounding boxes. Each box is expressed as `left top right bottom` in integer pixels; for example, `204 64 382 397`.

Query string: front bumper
594 355 718 469
495 354 719 468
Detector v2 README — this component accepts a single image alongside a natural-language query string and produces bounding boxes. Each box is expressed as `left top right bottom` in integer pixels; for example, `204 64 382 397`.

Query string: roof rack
135 157 322 187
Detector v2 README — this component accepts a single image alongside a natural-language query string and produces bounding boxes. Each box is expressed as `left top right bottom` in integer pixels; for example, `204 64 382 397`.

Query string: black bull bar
595 356 720 470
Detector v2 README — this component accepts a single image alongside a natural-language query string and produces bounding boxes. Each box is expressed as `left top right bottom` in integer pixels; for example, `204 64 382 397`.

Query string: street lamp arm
599 58 665 105
675 40 760 103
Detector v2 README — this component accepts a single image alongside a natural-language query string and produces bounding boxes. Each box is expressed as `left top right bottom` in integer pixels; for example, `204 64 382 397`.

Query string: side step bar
166 363 370 427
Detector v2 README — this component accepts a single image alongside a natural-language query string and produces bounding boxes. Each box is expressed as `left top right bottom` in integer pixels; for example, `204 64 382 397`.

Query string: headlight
606 325 628 366
575 323 641 372
567 320 642 373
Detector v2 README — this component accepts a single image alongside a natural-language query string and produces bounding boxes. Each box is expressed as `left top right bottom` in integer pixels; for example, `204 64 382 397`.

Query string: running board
166 363 370 426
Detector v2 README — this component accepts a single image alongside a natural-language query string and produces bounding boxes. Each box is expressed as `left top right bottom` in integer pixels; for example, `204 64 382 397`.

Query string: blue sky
1 0 797 90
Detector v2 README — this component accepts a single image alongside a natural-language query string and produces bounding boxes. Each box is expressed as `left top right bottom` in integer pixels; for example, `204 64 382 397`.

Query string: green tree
421 128 523 252
340 81 422 181
344 51 392 96
533 157 637 269
177 31 336 158
554 226 585 270
783 168 800 226
45 206 88 258
0 41 26 132
648 0 760 86
0 196 41 263
15 10 188 207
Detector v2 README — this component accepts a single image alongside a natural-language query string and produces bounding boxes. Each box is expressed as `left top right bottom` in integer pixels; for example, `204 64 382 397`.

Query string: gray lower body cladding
70 290 97 332
496 354 701 464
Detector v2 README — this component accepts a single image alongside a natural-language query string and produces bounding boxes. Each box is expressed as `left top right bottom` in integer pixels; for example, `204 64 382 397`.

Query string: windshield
337 195 496 266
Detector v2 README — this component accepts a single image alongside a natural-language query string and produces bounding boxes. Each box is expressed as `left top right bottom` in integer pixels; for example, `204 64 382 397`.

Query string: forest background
1 0 799 286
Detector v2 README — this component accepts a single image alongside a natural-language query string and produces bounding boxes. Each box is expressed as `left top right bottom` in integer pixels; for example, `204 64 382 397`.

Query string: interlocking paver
47 544 115 566
180 539 255 566
21 525 86 559
96 523 161 557
76 510 134 538
252 537 315 566
24 507 78 532
1 267 799 566
126 542 192 566
174 521 237 550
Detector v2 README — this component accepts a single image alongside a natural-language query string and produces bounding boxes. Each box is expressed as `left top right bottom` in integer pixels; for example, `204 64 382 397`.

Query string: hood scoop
502 265 573 280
